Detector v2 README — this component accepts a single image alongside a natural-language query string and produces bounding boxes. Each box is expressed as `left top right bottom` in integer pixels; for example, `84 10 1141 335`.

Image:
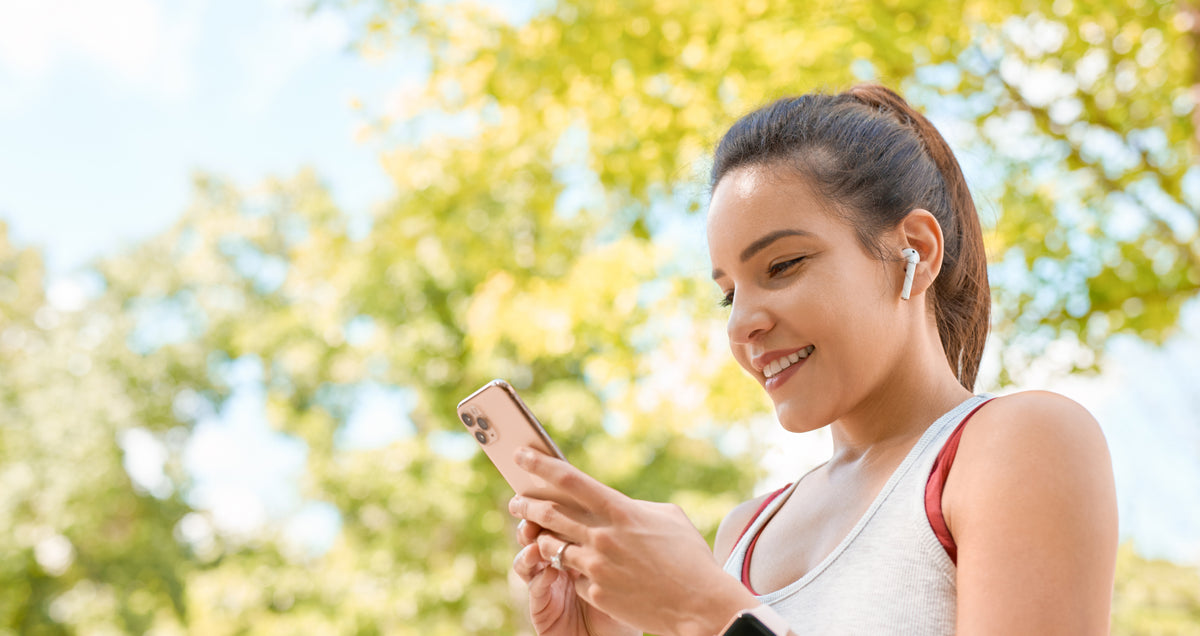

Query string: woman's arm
945 391 1118 635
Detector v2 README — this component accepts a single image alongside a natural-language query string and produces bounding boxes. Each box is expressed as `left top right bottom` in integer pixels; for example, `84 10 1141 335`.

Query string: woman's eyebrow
739 229 812 262
711 229 813 280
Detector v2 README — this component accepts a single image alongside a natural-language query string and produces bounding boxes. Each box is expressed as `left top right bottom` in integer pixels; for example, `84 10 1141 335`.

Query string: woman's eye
719 291 734 308
768 257 805 277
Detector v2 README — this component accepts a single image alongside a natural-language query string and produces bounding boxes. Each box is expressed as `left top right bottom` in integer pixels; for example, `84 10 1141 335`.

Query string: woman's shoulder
944 392 1118 629
952 390 1112 485
945 389 1116 547
965 390 1107 456
712 489 783 565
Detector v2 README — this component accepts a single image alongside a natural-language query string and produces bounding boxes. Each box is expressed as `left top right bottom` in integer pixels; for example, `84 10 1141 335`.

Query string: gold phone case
456 379 566 497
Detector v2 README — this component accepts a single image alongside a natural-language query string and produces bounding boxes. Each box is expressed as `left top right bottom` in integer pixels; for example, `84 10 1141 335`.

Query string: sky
0 0 408 272
1 0 1198 567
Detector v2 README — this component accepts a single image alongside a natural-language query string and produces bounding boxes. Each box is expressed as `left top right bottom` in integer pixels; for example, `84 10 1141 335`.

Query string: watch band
718 604 791 635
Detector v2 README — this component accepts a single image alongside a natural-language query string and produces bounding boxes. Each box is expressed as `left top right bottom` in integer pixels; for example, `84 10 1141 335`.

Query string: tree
327 0 1199 377
0 222 192 635
1113 543 1200 635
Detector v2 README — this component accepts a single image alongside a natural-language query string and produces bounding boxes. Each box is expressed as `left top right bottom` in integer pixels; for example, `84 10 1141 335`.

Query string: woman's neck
827 328 974 465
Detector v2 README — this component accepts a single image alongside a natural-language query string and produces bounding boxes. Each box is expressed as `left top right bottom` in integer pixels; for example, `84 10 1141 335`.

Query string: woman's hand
508 448 760 636
513 519 637 636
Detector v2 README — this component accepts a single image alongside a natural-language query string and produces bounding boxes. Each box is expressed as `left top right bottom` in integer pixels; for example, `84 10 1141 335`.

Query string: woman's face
707 164 906 433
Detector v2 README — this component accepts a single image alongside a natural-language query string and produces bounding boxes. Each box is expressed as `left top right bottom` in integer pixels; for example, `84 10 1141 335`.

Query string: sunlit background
1 0 1198 633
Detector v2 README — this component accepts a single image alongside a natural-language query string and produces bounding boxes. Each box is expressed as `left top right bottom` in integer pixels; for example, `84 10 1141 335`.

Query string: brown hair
710 84 991 389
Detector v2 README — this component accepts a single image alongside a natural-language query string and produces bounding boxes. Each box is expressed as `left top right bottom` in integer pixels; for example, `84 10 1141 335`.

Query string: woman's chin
774 404 830 434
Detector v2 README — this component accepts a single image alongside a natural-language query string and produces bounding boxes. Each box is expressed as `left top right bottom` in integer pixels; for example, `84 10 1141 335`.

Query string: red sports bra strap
925 400 991 565
737 484 791 594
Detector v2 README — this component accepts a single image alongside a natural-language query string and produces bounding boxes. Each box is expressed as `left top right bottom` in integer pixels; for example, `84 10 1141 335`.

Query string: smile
763 345 815 378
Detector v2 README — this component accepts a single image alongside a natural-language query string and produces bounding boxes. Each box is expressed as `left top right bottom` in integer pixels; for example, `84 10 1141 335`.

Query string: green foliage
0 222 193 634
1 0 1198 633
954 2 1200 380
1114 543 1200 635
332 0 1200 379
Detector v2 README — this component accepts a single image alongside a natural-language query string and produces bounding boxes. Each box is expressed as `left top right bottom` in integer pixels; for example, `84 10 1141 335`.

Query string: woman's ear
898 209 945 298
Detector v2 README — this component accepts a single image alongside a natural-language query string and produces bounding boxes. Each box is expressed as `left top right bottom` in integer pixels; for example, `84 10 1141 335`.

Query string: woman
508 85 1118 635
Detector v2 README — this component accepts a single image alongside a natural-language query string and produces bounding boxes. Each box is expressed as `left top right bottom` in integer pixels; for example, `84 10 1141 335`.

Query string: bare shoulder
945 390 1118 633
977 389 1101 428
953 390 1111 478
712 491 776 566
947 390 1114 525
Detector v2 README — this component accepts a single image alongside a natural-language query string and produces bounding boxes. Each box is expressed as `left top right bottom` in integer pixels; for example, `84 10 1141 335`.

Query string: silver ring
550 541 570 571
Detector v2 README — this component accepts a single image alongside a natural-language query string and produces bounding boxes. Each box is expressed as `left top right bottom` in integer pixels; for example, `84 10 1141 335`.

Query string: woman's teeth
764 345 814 378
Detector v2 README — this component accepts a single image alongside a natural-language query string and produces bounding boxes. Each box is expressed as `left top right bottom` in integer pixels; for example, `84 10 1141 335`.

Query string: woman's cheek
730 346 753 376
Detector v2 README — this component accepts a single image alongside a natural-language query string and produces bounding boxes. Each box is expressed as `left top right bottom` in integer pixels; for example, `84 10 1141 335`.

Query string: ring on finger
550 541 570 571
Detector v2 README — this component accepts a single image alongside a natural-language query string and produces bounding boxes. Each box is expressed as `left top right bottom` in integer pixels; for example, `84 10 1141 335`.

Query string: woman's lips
764 346 813 391
763 345 815 378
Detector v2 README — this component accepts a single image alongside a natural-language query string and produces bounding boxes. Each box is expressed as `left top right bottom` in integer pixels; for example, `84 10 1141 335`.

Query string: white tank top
721 395 992 634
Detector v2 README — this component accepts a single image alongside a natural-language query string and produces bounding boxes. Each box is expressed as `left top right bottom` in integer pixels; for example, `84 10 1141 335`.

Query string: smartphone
456 379 566 497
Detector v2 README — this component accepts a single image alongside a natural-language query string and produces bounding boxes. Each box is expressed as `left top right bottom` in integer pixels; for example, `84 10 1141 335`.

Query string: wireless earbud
900 248 919 300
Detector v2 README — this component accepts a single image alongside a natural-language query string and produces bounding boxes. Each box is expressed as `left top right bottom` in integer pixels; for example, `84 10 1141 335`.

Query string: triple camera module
461 409 496 445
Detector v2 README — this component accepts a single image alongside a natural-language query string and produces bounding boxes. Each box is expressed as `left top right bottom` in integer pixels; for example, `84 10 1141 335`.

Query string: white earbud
900 248 919 300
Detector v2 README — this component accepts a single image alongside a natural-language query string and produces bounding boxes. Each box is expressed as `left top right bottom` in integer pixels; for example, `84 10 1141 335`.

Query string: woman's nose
727 294 772 345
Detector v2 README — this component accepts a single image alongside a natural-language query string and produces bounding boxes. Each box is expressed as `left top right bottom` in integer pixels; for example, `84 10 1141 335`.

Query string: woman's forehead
707 166 833 239
711 164 775 202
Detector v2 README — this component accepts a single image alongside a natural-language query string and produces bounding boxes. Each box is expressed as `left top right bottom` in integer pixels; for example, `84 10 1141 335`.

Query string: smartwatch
718 605 790 636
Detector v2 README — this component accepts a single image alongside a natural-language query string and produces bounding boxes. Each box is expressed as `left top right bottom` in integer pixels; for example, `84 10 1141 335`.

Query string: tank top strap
734 484 792 593
924 398 994 564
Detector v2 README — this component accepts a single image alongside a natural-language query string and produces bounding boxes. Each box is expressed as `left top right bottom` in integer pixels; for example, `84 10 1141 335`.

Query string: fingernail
508 496 523 515
515 447 534 467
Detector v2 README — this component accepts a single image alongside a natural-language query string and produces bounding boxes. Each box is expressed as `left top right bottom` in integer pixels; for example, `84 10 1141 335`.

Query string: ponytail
847 85 990 389
711 84 991 389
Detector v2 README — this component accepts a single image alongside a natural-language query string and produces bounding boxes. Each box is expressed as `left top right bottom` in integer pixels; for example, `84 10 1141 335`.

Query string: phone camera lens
476 417 490 431
461 413 475 427
474 431 487 444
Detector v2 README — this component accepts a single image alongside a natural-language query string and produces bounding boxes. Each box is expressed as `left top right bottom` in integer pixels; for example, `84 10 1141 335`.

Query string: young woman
508 85 1118 635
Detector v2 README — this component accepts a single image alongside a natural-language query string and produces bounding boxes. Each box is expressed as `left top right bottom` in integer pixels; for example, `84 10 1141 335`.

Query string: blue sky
0 0 409 272
1 0 1198 566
